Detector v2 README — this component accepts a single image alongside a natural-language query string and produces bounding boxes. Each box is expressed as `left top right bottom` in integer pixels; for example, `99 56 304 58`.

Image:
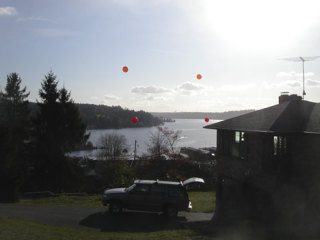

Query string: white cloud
175 81 207 96
144 95 172 101
104 94 120 100
273 74 320 88
145 95 155 101
17 16 51 22
276 72 295 78
0 6 17 16
298 72 314 77
263 80 301 89
176 81 205 91
110 0 172 8
276 71 314 78
34 28 79 37
286 81 301 88
147 48 180 55
90 96 99 100
218 83 256 92
307 79 320 87
131 85 173 94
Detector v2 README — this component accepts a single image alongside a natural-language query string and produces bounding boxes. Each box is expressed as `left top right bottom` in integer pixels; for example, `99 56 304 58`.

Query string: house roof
204 99 320 134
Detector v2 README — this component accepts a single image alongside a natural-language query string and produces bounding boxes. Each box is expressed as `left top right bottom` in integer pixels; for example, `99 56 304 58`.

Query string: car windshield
125 184 136 192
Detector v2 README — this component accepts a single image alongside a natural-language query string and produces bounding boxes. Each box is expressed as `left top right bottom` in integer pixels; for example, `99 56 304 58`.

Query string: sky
1 0 320 112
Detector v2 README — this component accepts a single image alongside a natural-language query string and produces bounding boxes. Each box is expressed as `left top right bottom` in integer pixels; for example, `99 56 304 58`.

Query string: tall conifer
0 73 30 202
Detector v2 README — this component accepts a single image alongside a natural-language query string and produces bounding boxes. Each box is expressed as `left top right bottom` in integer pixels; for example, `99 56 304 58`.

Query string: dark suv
101 178 204 217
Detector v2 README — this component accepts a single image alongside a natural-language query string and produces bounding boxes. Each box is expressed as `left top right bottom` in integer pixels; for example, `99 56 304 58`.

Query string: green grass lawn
19 191 215 213
0 217 212 240
188 191 215 213
3 191 216 240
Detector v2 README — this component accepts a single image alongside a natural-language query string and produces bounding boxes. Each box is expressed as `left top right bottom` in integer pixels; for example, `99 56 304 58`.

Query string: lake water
69 119 218 159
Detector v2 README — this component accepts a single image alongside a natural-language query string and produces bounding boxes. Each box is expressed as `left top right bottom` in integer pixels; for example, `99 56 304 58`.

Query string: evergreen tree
58 87 88 151
0 73 30 202
33 71 87 192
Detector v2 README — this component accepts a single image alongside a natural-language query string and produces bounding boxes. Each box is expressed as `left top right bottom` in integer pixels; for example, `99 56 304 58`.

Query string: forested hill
150 110 254 120
76 104 162 129
29 103 162 129
29 102 253 129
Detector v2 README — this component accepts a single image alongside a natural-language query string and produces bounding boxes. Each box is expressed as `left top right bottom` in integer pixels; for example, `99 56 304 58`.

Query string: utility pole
131 140 137 167
133 140 137 161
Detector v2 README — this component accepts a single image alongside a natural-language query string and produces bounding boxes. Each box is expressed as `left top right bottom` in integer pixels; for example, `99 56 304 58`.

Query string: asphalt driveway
0 204 213 232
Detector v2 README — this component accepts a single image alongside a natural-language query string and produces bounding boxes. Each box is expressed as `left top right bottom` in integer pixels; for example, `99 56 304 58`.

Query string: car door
126 184 150 211
167 185 189 210
143 183 165 212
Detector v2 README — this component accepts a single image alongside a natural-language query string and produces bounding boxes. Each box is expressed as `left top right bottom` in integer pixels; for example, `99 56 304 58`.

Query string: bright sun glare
198 0 320 52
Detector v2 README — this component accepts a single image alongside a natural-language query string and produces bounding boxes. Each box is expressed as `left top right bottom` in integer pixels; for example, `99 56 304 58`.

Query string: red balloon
122 66 129 73
196 74 202 80
204 117 209 122
131 116 139 124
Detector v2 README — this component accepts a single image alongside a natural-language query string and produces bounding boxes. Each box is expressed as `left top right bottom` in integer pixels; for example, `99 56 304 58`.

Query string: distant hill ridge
29 102 253 128
150 110 254 120
28 102 162 129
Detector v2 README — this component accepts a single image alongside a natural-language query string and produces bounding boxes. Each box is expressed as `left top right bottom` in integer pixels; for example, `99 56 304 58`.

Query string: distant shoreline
150 110 254 120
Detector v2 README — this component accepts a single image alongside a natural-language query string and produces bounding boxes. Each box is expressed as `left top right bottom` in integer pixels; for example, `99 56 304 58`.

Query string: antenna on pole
280 56 320 99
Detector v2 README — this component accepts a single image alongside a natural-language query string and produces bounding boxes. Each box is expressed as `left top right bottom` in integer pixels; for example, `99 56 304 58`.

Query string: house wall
216 130 277 190
215 130 277 224
272 133 320 236
215 130 320 237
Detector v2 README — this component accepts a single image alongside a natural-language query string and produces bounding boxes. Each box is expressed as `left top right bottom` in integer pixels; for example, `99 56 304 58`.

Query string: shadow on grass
80 211 320 239
79 211 205 233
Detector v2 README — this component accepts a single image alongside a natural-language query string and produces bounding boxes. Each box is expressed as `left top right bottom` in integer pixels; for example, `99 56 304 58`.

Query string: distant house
205 93 320 237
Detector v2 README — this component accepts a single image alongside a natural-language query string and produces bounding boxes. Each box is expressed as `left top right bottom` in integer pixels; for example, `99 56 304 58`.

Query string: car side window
130 184 150 195
168 185 186 197
150 184 165 196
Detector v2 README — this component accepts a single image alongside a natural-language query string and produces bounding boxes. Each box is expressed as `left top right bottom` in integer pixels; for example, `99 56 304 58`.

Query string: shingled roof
204 99 320 134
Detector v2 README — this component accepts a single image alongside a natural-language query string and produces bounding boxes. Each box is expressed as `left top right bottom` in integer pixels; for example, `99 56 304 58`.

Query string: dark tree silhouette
77 104 162 129
32 71 87 192
0 73 30 202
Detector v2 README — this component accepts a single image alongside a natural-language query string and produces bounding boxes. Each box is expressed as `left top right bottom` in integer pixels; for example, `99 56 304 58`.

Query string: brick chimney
279 92 302 104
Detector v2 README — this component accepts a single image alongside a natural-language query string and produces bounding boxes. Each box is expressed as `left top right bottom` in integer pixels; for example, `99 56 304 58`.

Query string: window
273 136 278 156
241 132 245 142
126 184 136 192
130 184 150 194
231 131 246 159
235 131 240 143
150 184 164 196
239 132 246 159
273 136 287 156
167 186 186 197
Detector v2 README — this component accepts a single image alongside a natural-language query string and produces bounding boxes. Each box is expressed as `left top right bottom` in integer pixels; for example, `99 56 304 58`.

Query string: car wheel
164 205 178 217
109 201 122 214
